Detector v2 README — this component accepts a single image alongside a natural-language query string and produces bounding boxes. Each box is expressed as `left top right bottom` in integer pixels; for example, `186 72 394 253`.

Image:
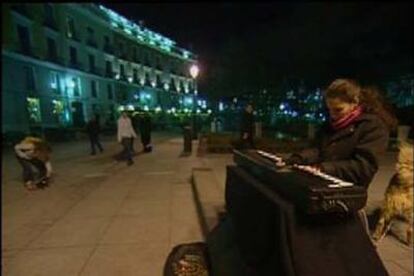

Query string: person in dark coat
139 112 152 152
240 103 255 149
86 115 103 155
287 78 398 187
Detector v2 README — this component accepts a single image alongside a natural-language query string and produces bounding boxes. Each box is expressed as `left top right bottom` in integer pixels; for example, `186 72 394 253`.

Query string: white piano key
328 184 341 188
339 181 354 187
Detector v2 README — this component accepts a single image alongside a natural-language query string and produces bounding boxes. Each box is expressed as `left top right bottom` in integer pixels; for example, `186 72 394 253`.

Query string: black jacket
86 120 100 136
240 111 254 136
289 113 389 187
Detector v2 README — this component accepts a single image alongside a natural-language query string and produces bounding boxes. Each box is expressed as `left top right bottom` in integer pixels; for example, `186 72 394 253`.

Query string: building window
133 68 138 82
89 54 95 72
44 4 55 23
108 104 115 122
66 16 76 39
92 104 99 114
69 46 78 65
72 77 81 96
107 84 113 100
119 43 124 54
105 60 113 77
103 35 113 54
52 99 64 124
24 66 36 91
86 27 96 47
50 72 60 93
156 55 162 70
91 80 98 98
120 64 125 78
46 37 57 61
145 72 151 86
17 24 31 55
27 97 41 124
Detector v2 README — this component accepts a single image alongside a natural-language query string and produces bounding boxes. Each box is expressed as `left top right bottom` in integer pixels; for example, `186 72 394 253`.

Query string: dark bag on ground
163 242 211 276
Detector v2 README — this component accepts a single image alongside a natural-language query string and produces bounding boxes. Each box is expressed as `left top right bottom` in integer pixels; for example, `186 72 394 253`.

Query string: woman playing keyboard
286 78 397 188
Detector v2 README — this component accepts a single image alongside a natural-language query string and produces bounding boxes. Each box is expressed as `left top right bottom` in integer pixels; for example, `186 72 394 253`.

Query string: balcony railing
118 52 128 60
105 70 115 78
11 4 32 19
43 17 59 32
18 46 38 58
119 74 128 82
68 61 83 70
86 39 98 49
89 67 102 76
46 54 64 65
67 32 81 43
103 44 115 55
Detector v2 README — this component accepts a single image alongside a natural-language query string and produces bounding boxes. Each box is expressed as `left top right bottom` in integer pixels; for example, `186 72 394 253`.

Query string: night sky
104 3 413 98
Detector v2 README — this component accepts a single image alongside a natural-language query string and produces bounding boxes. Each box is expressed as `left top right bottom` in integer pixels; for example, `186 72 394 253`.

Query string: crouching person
15 136 52 191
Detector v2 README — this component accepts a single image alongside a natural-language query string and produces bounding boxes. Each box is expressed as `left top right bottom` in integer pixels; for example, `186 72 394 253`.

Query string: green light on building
98 4 195 59
27 98 41 123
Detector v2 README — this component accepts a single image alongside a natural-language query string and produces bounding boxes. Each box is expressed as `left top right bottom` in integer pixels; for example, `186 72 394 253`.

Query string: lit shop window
27 97 41 124
52 99 65 123
50 72 60 93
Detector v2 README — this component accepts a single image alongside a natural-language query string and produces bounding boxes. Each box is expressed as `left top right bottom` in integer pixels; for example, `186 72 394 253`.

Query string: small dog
372 141 413 245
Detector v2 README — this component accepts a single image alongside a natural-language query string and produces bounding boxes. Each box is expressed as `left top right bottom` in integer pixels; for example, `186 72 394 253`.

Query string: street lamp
190 64 199 79
189 64 199 139
190 64 199 95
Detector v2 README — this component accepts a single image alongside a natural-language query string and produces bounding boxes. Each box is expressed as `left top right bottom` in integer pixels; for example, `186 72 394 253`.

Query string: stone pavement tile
2 249 20 274
172 183 193 198
126 184 171 203
2 257 13 275
169 222 203 249
4 246 94 276
28 217 111 249
393 257 413 274
170 184 203 246
117 199 169 218
2 219 55 250
85 183 132 200
99 215 169 245
383 260 413 276
2 197 47 219
3 191 80 223
376 237 413 261
80 243 169 276
64 197 124 219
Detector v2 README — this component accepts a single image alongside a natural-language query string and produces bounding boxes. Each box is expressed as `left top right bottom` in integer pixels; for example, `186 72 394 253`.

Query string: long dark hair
324 79 398 130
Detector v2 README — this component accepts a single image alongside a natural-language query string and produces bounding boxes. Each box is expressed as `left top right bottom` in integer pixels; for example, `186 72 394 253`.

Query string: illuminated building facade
2 3 198 134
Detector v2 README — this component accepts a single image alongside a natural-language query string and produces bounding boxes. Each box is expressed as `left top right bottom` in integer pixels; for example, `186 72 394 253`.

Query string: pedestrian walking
117 111 137 166
139 112 152 152
239 103 255 149
86 115 103 155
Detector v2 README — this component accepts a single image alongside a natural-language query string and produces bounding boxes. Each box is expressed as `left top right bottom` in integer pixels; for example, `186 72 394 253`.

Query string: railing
67 32 81 43
68 61 83 70
11 4 32 19
119 52 128 60
89 67 103 76
103 44 115 55
43 17 59 32
45 54 64 65
18 46 38 59
86 39 98 48
105 70 115 78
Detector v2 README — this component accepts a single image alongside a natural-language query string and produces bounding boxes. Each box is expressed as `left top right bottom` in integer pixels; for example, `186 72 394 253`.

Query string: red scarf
331 105 363 130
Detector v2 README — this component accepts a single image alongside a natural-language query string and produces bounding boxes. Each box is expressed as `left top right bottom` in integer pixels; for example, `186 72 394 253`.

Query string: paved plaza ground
2 132 412 275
